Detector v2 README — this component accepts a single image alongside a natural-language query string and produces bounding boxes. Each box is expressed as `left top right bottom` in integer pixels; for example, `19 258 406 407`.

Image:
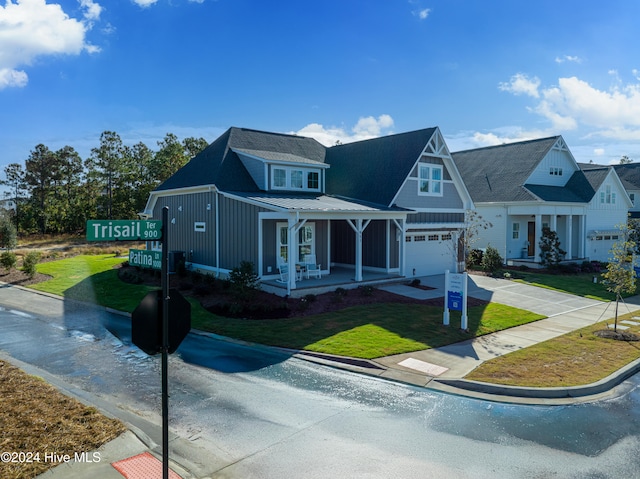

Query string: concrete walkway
375 274 640 402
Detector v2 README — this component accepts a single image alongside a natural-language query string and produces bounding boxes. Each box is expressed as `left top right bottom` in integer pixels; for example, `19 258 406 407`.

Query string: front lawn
193 302 545 359
511 271 622 301
466 311 640 387
27 254 545 359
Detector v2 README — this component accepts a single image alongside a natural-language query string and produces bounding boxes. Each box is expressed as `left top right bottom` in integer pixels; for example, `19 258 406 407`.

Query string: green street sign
86 220 162 242
129 249 162 270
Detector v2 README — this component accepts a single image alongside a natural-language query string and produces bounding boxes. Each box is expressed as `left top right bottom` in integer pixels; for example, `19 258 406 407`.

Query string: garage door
405 232 456 277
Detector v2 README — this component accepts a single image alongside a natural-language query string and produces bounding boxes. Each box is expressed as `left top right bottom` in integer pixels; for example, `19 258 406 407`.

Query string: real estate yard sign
443 270 468 330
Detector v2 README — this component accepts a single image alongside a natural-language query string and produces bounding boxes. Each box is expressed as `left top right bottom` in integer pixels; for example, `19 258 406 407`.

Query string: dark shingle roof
613 163 640 189
155 127 326 192
325 128 437 206
452 137 562 203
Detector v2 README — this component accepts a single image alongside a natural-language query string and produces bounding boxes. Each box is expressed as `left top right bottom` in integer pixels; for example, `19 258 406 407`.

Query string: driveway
419 273 604 317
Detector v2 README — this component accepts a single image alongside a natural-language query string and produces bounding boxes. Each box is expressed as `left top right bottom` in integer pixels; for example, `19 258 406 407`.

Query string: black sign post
160 206 170 479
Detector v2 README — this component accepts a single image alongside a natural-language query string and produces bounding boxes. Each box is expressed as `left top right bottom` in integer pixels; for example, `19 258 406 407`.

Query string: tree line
1 131 208 235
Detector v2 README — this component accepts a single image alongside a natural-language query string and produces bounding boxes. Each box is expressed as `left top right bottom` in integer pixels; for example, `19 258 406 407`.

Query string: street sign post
86 219 162 241
85 210 180 479
129 249 162 270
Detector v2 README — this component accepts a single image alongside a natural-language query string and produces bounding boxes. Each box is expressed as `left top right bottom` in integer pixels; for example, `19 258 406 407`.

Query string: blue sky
2 0 640 187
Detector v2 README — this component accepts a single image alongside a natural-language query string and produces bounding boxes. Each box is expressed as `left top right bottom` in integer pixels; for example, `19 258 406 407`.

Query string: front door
527 222 535 257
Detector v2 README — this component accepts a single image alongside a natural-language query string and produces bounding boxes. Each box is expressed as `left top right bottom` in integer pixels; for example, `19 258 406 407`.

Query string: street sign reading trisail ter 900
86 220 162 241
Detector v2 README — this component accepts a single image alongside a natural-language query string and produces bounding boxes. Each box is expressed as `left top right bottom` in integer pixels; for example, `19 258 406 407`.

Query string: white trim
418 163 444 196
269 165 322 192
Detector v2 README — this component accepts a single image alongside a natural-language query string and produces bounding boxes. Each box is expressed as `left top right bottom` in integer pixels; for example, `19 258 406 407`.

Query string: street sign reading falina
86 220 162 242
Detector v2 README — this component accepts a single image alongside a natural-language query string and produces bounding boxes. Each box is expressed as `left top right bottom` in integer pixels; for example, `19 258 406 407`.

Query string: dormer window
271 166 321 192
550 167 563 176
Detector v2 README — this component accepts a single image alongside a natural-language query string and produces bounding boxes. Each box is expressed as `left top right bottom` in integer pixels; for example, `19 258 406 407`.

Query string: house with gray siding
452 136 631 265
141 126 473 294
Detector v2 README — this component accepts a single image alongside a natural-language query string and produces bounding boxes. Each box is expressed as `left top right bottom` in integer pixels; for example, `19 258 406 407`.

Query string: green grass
466 311 640 387
27 254 547 359
193 302 545 359
511 271 623 301
30 255 155 312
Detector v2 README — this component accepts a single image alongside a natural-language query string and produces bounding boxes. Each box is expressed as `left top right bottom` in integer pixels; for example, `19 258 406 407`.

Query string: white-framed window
271 166 321 192
194 221 206 233
512 222 519 239
428 234 439 241
630 193 635 206
277 222 315 263
273 168 286 188
600 185 616 204
418 164 443 196
441 233 452 241
550 167 563 176
414 235 426 242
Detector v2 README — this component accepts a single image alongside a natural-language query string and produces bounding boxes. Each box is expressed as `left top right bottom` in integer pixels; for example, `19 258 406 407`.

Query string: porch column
287 217 308 293
393 218 405 277
347 218 371 282
566 214 573 259
287 217 297 293
579 215 586 258
534 214 542 261
550 215 557 232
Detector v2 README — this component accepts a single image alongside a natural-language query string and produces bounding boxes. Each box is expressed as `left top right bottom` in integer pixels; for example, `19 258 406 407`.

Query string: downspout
215 188 220 277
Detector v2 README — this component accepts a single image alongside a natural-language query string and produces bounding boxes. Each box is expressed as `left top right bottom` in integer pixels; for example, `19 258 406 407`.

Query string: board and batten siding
526 149 576 186
330 219 397 269
152 191 217 266
473 205 508 259
218 195 270 271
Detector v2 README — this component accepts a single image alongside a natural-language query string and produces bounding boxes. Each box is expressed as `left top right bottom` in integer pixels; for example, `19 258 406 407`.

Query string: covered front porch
261 265 406 297
505 205 587 265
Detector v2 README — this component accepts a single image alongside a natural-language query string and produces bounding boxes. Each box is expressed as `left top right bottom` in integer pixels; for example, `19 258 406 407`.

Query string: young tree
0 214 17 250
539 227 566 268
602 223 637 332
461 210 493 270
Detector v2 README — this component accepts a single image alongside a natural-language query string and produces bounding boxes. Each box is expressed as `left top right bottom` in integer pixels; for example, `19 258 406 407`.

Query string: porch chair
277 263 289 283
304 254 322 279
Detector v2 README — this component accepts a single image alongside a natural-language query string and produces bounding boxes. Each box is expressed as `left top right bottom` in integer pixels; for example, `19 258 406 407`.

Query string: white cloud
79 0 102 21
501 72 640 140
498 73 540 98
0 0 99 89
0 68 28 89
132 0 158 7
555 55 582 64
593 148 605 156
293 115 395 146
413 8 430 20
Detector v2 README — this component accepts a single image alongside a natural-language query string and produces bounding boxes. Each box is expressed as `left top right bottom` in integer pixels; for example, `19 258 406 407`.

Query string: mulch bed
117 265 488 319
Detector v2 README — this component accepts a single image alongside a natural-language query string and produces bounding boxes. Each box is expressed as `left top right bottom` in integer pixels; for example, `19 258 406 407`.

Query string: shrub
467 249 484 267
303 293 317 303
228 261 260 300
481 245 503 275
22 251 41 279
359 285 374 296
0 251 17 271
409 278 421 287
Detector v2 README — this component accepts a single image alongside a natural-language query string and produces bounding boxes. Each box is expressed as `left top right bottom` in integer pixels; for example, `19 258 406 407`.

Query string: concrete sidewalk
375 274 640 402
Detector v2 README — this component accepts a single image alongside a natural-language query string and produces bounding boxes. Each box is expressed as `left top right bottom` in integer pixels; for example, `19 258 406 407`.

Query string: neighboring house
609 163 640 218
0 198 16 212
141 126 473 294
452 136 631 265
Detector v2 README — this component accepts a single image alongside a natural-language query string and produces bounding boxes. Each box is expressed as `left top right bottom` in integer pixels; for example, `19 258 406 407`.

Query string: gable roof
324 128 437 206
612 162 640 189
452 136 597 204
155 127 327 192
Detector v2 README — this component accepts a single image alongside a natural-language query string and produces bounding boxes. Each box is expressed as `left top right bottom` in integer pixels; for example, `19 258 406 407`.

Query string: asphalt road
2 285 640 478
